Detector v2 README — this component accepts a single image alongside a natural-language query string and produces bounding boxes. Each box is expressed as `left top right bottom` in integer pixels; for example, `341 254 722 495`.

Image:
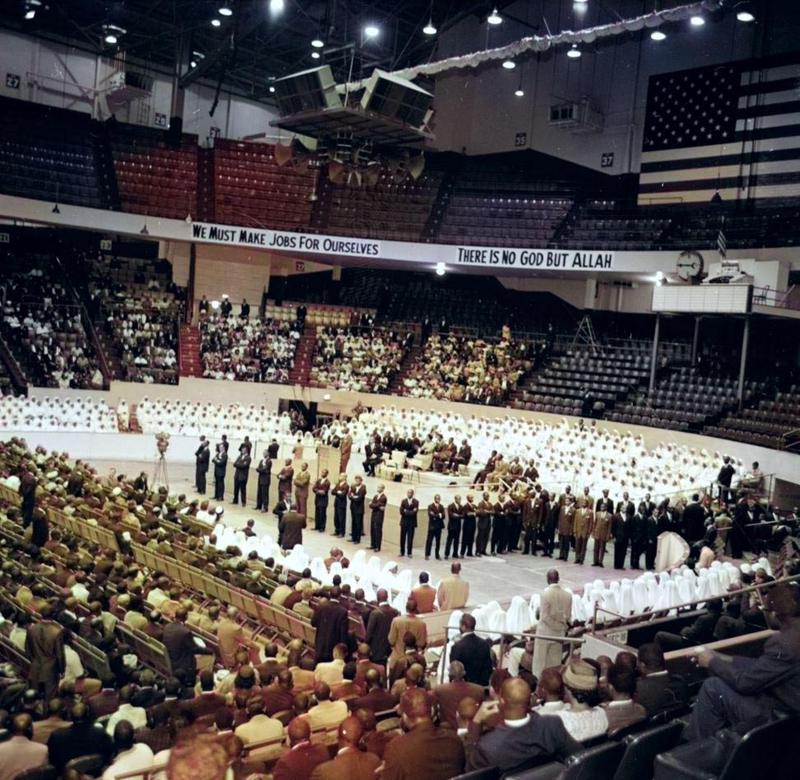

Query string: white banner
190 221 616 272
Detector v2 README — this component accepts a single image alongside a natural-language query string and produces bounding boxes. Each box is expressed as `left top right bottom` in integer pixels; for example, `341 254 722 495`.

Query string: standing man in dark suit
331 474 349 537
280 507 306 550
444 495 463 560
612 491 635 569
460 494 478 558
25 604 65 700
273 495 289 547
629 504 648 570
312 587 349 662
255 453 272 512
450 614 494 687
348 475 367 545
313 469 331 532
194 437 210 494
425 494 446 561
717 456 736 505
476 492 493 557
369 484 387 552
267 438 280 459
19 466 37 529
364 588 398 666
213 446 227 501
232 449 251 506
162 607 212 687
682 494 707 543
399 489 419 558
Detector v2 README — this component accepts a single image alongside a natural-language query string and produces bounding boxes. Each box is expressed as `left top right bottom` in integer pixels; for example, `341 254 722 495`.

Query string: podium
317 444 342 479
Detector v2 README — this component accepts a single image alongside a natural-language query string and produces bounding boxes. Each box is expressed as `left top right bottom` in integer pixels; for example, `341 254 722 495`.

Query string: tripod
153 452 169 492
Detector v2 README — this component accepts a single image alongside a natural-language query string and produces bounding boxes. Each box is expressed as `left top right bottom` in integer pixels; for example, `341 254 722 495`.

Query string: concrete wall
431 0 796 173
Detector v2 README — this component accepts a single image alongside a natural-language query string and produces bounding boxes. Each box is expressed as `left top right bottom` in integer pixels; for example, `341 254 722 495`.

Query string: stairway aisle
180 323 203 377
387 344 422 394
288 324 317 385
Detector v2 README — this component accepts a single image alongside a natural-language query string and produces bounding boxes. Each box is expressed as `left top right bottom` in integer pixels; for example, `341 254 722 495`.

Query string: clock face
676 251 704 281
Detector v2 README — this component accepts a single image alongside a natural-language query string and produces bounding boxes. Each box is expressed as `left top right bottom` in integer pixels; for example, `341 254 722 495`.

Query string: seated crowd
0 396 118 434
0 260 103 390
0 431 798 779
199 315 300 383
401 333 528 405
309 326 413 393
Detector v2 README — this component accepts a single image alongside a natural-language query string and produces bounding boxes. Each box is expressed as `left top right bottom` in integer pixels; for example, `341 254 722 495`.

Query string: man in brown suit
25 604 65 699
339 428 353 474
381 688 465 780
433 660 484 729
277 459 294 503
350 668 397 714
522 490 545 555
557 491 575 561
280 507 306 550
592 502 612 567
273 716 329 780
573 493 594 565
217 607 243 667
364 589 398 665
411 572 437 614
437 562 469 611
310 715 380 780
388 599 427 671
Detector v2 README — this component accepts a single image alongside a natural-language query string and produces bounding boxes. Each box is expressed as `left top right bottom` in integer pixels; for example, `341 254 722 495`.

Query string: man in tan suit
531 569 572 678
573 491 594 565
411 572 437 614
437 562 469 611
310 715 380 780
25 604 65 699
388 599 427 670
217 606 243 667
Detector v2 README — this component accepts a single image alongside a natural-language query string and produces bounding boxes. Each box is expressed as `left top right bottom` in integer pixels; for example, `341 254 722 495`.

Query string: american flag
638 52 800 205
717 221 727 258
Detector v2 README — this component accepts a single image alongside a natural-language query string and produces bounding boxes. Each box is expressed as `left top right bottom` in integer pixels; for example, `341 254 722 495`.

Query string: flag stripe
736 101 800 120
639 158 800 185
641 145 800 174
638 182 800 205
638 169 800 194
737 90 800 109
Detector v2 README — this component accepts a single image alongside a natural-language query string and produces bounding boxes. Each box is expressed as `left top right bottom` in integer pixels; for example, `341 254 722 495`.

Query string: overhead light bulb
487 7 502 25
311 51 320 59
190 60 197 68
423 19 437 35
502 60 516 70
311 37 324 48
211 18 221 27
25 10 36 19
515 88 525 97
218 4 232 16
736 10 755 23
435 262 446 276
364 24 380 39
567 44 581 58
269 0 285 12
650 30 666 41
104 33 118 44
574 0 588 3
268 85 276 93
690 15 705 26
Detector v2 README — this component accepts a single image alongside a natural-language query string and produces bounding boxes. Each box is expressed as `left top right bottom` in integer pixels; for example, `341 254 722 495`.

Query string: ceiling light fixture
423 18 437 35
311 37 324 48
487 7 502 25
515 87 525 97
24 0 41 20
218 4 232 16
211 18 221 27
567 44 581 58
105 33 118 44
311 51 320 59
435 262 446 276
650 29 666 41
269 0 285 13
364 24 380 39
502 59 516 70
268 85 276 93
690 15 705 26
736 10 755 23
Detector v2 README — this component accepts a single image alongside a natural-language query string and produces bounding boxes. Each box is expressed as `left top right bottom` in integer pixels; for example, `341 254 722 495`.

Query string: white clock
676 250 704 282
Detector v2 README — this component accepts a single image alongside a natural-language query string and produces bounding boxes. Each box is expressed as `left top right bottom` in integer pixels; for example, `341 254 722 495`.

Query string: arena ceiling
0 0 522 101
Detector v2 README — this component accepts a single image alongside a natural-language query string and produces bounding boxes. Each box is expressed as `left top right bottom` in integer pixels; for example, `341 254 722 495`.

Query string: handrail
0 333 28 394
590 572 800 633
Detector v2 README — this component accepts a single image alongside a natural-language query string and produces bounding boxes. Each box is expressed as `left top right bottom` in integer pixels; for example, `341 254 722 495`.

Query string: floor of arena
100 457 622 607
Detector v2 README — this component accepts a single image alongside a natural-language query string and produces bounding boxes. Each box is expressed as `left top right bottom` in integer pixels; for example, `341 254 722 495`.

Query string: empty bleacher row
111 124 198 220
559 202 673 250
214 139 315 230
319 169 444 242
0 96 106 209
706 389 800 450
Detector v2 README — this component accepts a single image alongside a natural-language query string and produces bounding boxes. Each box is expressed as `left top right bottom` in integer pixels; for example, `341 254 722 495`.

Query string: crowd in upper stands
400 331 529 405
0 259 103 391
199 310 300 383
309 327 413 393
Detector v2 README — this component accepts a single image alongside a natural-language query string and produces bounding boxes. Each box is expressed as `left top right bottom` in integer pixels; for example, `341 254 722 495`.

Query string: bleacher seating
214 139 315 229
706 388 800 450
0 97 106 209
560 201 673 250
612 366 763 431
320 169 444 241
111 125 198 220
